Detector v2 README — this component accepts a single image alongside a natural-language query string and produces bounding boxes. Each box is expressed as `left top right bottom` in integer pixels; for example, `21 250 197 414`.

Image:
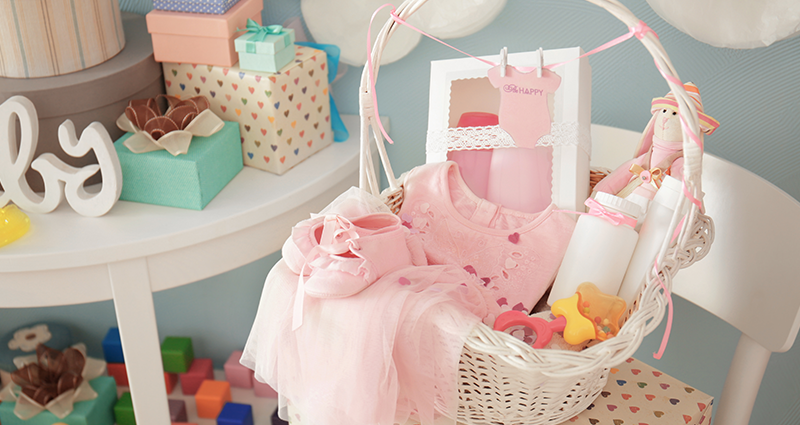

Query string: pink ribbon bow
585 198 637 228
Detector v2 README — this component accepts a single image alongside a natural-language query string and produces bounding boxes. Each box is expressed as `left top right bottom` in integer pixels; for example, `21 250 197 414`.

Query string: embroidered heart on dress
508 232 520 244
504 258 518 269
496 297 508 307
398 277 411 286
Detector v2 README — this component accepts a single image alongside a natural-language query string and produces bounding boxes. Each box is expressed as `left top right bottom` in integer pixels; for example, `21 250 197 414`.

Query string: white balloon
301 0 422 66
647 0 800 49
409 0 507 39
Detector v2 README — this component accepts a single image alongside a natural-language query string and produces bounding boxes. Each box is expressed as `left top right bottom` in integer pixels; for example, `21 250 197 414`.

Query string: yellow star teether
551 282 627 345
0 204 31 248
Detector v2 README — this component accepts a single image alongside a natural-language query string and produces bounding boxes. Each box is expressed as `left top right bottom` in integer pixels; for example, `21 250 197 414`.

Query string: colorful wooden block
165 372 179 395
107 362 129 386
252 377 278 398
0 376 117 425
114 392 135 425
169 399 188 422
161 337 195 373
224 351 253 388
102 327 124 364
217 402 253 425
180 358 214 395
195 380 232 419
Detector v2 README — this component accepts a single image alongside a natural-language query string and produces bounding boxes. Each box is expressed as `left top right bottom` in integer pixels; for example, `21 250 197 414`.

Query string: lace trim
426 122 591 157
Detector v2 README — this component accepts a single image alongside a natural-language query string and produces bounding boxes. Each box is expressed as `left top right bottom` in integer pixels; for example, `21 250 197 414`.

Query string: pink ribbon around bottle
582 197 638 228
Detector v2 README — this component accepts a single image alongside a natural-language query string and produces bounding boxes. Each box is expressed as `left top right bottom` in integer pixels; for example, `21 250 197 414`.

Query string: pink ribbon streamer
366 3 658 147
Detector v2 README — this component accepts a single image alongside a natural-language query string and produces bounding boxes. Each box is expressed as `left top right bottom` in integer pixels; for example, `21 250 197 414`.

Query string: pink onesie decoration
399 161 576 314
487 65 561 148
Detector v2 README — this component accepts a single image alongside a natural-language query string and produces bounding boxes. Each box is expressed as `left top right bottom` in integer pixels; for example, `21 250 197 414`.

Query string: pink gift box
179 358 215 395
224 350 254 388
146 0 262 67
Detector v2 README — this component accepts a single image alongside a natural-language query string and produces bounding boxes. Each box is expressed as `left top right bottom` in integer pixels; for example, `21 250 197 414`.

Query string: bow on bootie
116 95 224 156
283 212 419 330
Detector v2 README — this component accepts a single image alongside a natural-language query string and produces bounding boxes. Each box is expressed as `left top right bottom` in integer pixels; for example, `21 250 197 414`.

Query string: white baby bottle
617 175 684 313
548 192 641 305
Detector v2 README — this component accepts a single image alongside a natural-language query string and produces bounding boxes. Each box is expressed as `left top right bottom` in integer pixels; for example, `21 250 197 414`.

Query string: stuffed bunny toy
594 82 720 202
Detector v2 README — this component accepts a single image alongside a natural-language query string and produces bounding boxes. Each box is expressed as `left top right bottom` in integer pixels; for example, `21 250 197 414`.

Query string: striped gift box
0 0 126 79
153 0 240 14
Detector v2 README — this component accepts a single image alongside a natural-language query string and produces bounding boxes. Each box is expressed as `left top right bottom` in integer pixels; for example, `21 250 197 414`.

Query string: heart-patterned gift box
162 45 333 174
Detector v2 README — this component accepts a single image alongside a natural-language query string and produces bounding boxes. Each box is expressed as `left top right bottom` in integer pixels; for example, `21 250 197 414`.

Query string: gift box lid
234 25 295 55
146 0 262 39
0 13 161 118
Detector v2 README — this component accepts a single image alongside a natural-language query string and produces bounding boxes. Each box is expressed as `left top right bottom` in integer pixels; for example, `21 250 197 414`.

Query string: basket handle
358 0 707 209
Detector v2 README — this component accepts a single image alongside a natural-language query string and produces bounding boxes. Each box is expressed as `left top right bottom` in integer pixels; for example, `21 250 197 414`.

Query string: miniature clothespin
537 47 543 78
500 47 508 77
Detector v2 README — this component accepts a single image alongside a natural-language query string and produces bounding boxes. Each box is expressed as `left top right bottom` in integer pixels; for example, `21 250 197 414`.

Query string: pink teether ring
493 311 566 349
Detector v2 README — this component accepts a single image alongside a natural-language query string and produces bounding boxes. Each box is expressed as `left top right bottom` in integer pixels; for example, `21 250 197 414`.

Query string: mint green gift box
0 376 117 425
235 23 296 73
115 121 243 210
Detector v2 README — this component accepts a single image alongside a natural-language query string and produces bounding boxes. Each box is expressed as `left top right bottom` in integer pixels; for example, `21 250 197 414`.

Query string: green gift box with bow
234 20 296 73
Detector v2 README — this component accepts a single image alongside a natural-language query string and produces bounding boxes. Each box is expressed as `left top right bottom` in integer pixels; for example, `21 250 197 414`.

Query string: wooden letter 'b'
0 96 122 217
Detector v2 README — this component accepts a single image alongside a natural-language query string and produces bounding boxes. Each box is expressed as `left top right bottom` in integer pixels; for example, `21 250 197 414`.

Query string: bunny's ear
633 112 657 158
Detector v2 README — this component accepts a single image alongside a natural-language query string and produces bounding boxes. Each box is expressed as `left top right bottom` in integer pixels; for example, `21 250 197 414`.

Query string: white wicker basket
357 1 715 424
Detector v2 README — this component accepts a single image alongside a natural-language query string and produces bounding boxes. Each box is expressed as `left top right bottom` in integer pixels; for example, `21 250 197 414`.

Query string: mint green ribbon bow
238 19 283 43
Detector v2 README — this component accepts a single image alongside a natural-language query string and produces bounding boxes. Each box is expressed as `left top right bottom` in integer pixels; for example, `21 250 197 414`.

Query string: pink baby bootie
283 212 415 298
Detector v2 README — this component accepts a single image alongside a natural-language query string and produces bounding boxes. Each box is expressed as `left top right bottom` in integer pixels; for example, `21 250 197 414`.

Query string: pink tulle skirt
241 258 498 425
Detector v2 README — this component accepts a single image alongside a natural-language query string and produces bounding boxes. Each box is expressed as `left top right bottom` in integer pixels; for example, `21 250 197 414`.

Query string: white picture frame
426 47 591 212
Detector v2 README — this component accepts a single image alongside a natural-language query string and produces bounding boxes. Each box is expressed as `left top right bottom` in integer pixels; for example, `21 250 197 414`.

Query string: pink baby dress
399 161 576 314
240 187 500 425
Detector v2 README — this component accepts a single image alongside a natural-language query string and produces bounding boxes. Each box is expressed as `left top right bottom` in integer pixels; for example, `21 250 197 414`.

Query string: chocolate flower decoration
0 343 106 420
11 344 85 406
116 95 224 156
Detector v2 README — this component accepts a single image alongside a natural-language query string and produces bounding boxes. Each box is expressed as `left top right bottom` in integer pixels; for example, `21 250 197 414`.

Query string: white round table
0 115 372 424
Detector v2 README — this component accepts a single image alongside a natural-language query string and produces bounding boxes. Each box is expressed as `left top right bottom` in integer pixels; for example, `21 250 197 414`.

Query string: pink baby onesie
399 161 576 314
487 65 561 148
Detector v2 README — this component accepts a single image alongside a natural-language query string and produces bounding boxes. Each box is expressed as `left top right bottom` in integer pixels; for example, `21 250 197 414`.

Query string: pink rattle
493 311 567 349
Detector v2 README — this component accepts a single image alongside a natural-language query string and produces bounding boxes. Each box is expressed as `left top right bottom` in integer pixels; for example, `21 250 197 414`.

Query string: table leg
108 258 171 425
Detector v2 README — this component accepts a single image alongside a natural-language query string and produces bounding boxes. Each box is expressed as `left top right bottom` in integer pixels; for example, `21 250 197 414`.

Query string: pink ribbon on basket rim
366 3 659 147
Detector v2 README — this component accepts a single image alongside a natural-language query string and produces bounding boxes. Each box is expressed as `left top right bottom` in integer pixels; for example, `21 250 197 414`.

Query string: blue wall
3 1 799 423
